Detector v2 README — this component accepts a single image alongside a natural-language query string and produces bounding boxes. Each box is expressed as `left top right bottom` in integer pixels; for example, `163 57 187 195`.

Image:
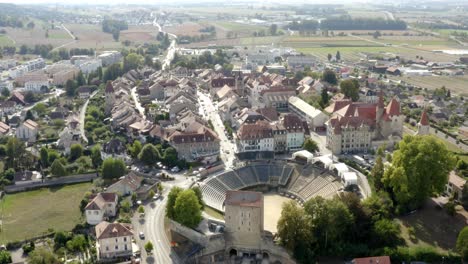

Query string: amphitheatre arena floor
263 193 293 233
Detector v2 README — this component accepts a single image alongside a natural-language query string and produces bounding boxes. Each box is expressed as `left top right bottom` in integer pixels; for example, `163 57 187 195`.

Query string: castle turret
417 110 430 135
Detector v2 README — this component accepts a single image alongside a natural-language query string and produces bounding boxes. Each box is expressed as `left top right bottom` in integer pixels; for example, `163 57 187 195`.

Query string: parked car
171 166 180 172
139 232 145 240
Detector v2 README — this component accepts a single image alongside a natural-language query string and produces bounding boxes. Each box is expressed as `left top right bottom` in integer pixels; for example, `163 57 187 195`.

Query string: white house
283 114 306 152
95 221 133 260
107 172 143 196
16 119 39 142
85 193 118 225
24 74 50 93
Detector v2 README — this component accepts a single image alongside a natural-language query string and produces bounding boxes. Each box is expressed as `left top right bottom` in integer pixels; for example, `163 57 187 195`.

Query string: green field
47 31 71 40
0 182 92 243
213 21 266 32
389 75 468 96
297 46 398 61
0 35 14 46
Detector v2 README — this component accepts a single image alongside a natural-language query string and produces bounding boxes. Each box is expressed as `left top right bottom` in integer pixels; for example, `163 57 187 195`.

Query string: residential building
95 221 133 260
288 96 328 130
77 86 93 99
57 116 81 154
168 122 220 162
24 74 50 93
98 51 122 66
237 120 274 153
326 93 404 154
0 101 17 116
101 138 127 161
85 193 118 225
459 126 468 139
13 171 42 185
0 121 10 136
107 172 144 196
16 119 39 142
446 172 466 202
283 114 306 151
262 88 296 111
78 59 102 74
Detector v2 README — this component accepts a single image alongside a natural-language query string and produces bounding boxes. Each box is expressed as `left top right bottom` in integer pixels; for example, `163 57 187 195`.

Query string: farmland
389 75 468 96
0 35 14 46
0 182 92 243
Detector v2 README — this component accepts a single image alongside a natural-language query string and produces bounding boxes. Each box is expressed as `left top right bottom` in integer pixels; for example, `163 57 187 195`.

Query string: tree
65 79 77 97
373 31 381 39
69 144 83 161
19 44 28 55
91 145 103 169
1 87 10 97
303 197 353 253
138 144 159 166
123 53 144 72
269 24 278 35
76 71 86 87
457 226 468 261
335 51 341 61
24 91 35 103
148 189 156 200
382 135 456 213
371 218 401 247
25 110 34 121
27 21 35 29
50 159 67 176
340 79 360 101
101 157 127 179
6 137 26 169
0 251 12 264
128 140 142 159
27 248 60 264
320 88 329 108
40 147 49 167
277 200 313 262
163 147 178 166
192 186 205 209
173 189 203 228
144 241 154 254
327 53 332 61
138 205 145 214
303 138 319 153
166 187 183 219
322 69 337 85
370 156 384 191
33 103 47 116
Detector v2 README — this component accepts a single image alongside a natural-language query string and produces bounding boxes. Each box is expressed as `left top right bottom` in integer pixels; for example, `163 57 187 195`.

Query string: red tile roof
237 120 273 140
352 256 391 264
419 110 429 126
105 81 114 93
386 98 400 116
96 221 133 239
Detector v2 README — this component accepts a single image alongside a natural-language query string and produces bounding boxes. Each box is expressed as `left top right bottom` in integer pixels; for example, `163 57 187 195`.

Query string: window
124 237 127 242
115 245 118 250
106 246 109 251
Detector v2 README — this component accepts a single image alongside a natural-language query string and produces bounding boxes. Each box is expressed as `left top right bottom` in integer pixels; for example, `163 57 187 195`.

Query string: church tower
417 110 430 135
105 81 115 114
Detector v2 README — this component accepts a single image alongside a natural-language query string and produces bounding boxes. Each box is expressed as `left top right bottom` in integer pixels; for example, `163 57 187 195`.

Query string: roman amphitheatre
199 154 364 233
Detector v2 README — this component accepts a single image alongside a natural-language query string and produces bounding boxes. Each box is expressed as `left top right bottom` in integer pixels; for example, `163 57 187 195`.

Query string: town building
57 116 81 154
237 120 274 153
98 51 123 66
416 110 430 135
446 172 466 202
95 221 133 260
16 119 39 142
326 93 404 154
283 114 306 152
288 96 328 131
85 193 118 225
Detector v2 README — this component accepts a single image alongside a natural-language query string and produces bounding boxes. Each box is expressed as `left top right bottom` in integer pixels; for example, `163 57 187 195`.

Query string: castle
325 92 404 154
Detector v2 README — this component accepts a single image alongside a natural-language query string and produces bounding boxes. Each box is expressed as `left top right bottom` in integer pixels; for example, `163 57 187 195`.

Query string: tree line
102 19 128 41
321 16 407 30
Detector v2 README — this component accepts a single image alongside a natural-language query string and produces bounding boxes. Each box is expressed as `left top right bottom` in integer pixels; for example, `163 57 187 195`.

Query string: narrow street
131 86 146 120
197 90 236 169
79 90 98 144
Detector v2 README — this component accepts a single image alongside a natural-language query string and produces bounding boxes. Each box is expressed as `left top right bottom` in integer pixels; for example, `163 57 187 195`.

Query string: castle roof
419 110 429 126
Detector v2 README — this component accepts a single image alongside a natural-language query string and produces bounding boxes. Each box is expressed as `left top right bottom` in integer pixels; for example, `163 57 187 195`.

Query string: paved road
152 19 177 71
11 88 64 119
131 86 146 120
79 90 98 143
133 173 194 264
197 91 236 169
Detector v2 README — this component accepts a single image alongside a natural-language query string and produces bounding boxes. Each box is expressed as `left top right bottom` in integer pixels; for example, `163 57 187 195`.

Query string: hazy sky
0 0 368 4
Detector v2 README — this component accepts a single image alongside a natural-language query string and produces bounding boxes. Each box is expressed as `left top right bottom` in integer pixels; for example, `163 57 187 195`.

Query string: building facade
95 221 133 260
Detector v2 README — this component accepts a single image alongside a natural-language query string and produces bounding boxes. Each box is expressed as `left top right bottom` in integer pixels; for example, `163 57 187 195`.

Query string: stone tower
417 110 430 135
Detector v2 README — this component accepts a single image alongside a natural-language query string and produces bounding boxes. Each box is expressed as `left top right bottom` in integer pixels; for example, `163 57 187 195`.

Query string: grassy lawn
0 182 92 243
0 35 14 46
204 206 224 220
397 199 466 252
47 31 71 39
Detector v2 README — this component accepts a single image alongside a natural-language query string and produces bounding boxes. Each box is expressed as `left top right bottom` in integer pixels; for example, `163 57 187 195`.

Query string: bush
383 246 461 263
444 201 456 216
6 241 22 250
22 241 35 255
